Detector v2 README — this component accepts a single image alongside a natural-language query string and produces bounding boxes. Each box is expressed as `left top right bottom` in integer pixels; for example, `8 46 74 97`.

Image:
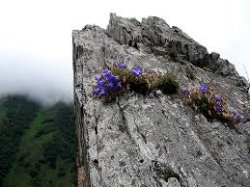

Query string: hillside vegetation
0 95 76 187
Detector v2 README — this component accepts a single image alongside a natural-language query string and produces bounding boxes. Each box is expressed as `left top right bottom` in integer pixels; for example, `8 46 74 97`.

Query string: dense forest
0 95 76 187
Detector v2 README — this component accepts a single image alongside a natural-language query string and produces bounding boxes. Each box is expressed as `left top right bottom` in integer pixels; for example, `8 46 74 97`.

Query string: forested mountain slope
0 95 76 187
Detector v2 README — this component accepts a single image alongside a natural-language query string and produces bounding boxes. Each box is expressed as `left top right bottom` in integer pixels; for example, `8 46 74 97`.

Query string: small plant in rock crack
186 67 196 80
112 63 153 95
152 74 179 94
183 84 240 126
247 141 250 153
92 62 180 102
112 63 179 95
166 47 178 60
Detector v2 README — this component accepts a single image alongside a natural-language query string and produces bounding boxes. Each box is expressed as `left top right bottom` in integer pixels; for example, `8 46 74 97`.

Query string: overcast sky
0 0 249 104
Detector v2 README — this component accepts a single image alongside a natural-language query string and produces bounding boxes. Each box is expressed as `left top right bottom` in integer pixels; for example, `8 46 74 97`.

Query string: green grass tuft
128 75 151 95
247 141 250 153
186 67 196 80
153 74 179 94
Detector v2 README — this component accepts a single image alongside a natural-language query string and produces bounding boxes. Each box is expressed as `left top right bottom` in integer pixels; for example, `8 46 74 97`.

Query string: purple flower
132 66 143 78
216 105 223 112
183 89 190 97
109 75 119 82
96 79 106 86
95 75 102 82
93 87 101 96
93 69 123 98
116 81 122 89
118 63 127 70
93 85 108 96
199 84 208 94
108 76 122 90
216 97 223 103
109 81 116 90
102 69 112 80
99 86 108 96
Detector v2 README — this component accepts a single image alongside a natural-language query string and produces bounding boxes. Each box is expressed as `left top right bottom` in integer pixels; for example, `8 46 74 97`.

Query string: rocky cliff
73 13 250 187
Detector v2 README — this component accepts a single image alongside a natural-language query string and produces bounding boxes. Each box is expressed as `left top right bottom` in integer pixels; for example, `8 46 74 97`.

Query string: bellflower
183 89 190 97
96 78 106 87
216 105 223 112
199 84 208 94
99 86 108 96
118 63 127 70
95 75 102 81
216 96 223 103
109 81 116 90
132 66 143 78
116 81 122 89
93 87 101 96
102 69 112 80
93 69 122 97
93 85 108 96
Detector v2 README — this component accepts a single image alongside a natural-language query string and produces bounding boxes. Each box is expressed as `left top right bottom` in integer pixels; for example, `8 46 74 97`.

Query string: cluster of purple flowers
183 84 224 113
118 62 144 78
184 84 208 96
215 96 223 112
199 84 208 94
93 62 144 99
132 66 143 78
118 63 126 70
93 69 122 97
117 62 144 79
199 84 224 112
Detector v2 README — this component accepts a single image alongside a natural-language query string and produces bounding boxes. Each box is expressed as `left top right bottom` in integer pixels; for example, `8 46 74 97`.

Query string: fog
0 53 73 105
0 0 249 105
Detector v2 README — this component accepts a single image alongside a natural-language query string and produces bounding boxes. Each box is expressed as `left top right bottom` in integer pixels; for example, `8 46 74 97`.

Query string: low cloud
0 53 73 105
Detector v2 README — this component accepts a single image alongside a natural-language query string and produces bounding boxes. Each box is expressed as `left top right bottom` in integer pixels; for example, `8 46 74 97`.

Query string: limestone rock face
73 13 250 187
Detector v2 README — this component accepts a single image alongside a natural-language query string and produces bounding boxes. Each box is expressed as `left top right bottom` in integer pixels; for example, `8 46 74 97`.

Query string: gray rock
166 177 181 187
73 14 250 187
107 13 241 77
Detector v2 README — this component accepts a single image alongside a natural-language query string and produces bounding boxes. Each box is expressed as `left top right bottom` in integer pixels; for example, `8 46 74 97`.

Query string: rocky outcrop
107 14 239 76
73 13 250 187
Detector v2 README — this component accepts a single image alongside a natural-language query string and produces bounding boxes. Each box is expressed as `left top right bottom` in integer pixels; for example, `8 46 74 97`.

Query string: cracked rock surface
73 13 250 187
